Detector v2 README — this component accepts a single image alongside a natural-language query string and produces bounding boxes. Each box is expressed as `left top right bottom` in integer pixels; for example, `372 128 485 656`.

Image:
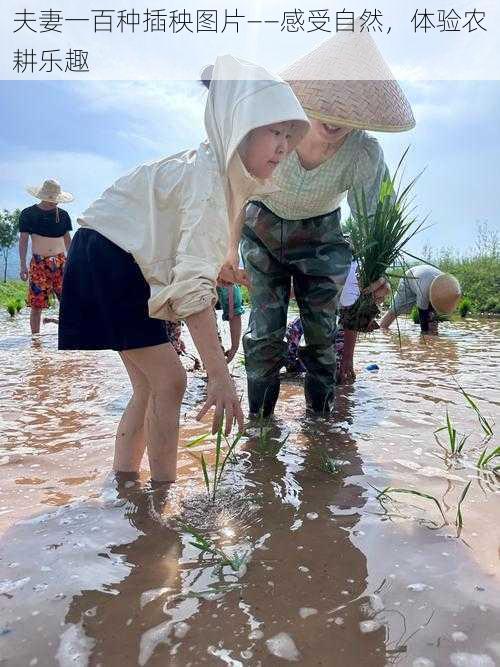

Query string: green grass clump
0 280 27 308
6 299 16 317
410 305 420 324
458 297 472 318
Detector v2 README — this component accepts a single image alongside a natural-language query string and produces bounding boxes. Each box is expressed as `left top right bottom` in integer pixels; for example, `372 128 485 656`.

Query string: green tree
0 209 21 282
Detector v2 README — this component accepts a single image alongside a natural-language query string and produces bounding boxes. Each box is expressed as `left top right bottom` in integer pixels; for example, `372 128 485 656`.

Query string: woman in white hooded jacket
58 55 309 483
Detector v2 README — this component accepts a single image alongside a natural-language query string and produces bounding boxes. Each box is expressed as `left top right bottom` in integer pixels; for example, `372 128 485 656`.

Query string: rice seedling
318 452 344 475
375 485 447 524
454 380 494 438
342 148 430 332
477 444 500 472
15 298 23 313
434 408 469 456
255 421 289 457
455 481 472 533
183 525 248 573
185 427 244 503
6 299 16 317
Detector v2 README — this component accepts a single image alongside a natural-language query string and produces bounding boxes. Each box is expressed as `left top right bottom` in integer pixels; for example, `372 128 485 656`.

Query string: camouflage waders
241 202 352 416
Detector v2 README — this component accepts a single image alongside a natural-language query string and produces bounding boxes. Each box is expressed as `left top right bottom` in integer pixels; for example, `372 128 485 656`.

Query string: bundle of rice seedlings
342 149 427 332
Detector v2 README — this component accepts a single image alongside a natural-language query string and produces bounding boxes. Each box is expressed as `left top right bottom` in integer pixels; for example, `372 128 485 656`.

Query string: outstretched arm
185 307 244 435
380 310 397 329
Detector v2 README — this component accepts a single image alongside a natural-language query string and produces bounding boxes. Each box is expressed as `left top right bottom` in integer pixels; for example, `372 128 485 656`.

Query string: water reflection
0 314 499 666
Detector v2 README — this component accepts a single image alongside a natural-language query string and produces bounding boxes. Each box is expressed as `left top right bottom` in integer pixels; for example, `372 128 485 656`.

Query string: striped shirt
256 130 389 221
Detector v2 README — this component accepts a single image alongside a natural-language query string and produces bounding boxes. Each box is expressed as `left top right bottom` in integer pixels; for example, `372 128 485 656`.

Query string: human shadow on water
149 404 391 666
0 406 389 667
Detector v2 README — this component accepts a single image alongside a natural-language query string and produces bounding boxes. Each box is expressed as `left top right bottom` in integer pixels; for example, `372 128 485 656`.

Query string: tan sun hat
280 27 415 133
429 274 461 315
26 178 74 203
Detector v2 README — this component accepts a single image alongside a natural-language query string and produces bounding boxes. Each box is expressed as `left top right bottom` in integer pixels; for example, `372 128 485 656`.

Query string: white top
404 264 443 309
339 261 361 307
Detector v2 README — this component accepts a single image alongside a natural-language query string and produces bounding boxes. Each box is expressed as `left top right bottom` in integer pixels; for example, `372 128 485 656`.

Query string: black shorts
58 228 169 351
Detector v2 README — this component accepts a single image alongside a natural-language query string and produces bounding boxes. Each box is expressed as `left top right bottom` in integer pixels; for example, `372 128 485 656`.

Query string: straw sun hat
280 27 415 132
26 178 74 204
429 274 462 315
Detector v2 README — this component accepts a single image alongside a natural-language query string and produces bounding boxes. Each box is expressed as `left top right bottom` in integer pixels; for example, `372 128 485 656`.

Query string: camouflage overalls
241 202 352 416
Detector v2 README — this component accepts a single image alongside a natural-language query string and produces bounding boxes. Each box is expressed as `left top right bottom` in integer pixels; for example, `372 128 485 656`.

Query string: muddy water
0 311 499 667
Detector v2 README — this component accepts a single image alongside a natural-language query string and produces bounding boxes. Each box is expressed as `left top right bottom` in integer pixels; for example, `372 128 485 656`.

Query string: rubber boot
304 375 334 416
247 378 280 418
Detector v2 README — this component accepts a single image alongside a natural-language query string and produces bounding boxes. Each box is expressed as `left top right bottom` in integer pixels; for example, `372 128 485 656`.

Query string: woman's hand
217 264 250 288
217 247 250 288
197 373 244 436
363 276 390 304
20 267 28 281
217 263 250 288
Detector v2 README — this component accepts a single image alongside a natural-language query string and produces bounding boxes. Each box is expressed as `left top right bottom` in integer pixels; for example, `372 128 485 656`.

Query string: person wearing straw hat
380 265 461 334
230 28 415 417
18 179 73 335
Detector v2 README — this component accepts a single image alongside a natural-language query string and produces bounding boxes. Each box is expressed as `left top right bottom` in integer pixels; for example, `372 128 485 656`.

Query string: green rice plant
477 444 500 472
255 422 289 457
375 485 447 524
185 427 244 503
318 452 343 475
455 481 472 532
455 381 494 438
15 298 23 312
483 298 498 313
342 148 430 332
434 408 469 456
410 305 420 324
183 525 248 573
5 298 18 317
458 297 472 318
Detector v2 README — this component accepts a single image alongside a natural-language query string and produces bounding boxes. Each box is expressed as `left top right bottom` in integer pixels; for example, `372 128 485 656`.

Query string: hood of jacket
204 54 310 220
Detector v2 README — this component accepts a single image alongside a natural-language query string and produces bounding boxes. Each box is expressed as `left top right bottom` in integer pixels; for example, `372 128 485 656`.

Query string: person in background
216 284 245 363
18 179 73 335
380 265 461 334
285 261 373 383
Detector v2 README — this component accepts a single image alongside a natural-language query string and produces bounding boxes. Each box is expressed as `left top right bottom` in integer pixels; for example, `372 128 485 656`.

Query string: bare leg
379 310 397 330
121 343 187 482
30 307 42 334
113 353 151 474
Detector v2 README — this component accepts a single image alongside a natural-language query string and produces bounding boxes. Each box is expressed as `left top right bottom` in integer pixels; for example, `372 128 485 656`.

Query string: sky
1 77 498 268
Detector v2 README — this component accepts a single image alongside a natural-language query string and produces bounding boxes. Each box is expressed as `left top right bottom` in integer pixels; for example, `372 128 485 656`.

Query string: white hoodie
77 55 309 321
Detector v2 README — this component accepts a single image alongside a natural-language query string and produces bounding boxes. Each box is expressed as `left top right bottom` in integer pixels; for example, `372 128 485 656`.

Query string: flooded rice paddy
0 310 499 666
